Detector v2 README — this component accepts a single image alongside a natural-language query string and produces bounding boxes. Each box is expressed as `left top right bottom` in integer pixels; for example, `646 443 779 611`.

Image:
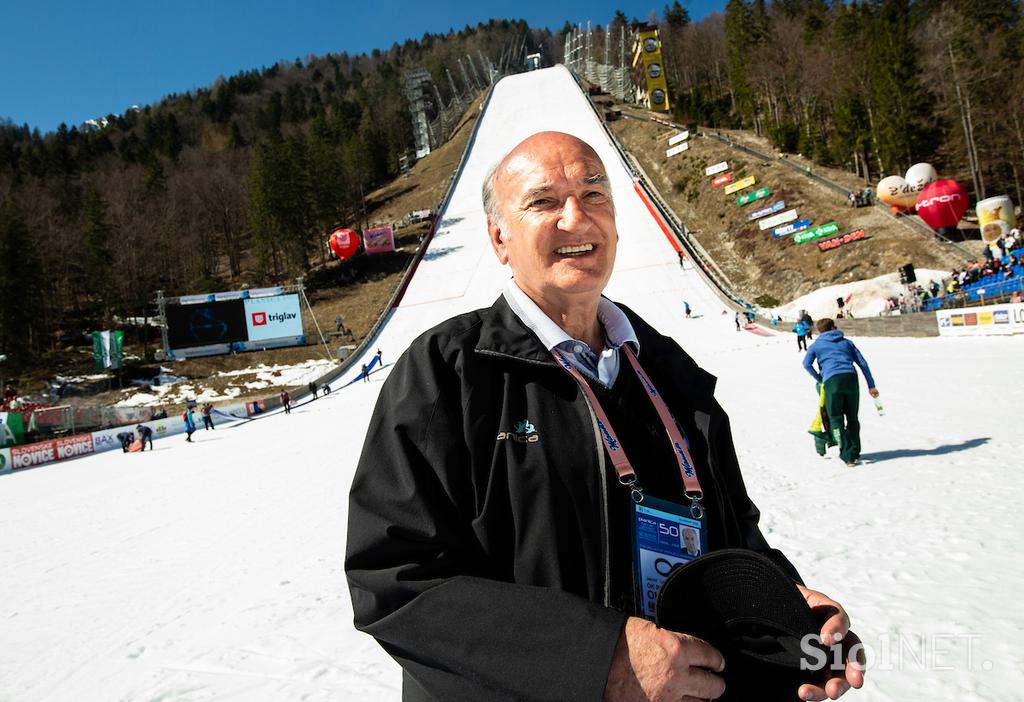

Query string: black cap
656 549 830 701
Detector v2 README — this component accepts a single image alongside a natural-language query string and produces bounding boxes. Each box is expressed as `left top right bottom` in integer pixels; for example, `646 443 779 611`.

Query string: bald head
482 132 611 229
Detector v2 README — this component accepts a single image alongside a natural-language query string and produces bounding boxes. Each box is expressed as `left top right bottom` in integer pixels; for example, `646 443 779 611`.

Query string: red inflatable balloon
328 228 361 260
916 180 969 232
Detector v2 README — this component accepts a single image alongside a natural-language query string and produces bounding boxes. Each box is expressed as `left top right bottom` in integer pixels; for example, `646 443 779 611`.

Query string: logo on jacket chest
496 419 539 443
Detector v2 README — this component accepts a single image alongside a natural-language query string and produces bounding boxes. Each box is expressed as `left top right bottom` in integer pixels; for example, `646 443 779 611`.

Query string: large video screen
166 300 249 349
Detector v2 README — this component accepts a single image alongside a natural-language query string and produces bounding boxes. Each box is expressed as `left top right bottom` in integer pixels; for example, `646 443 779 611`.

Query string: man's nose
557 195 592 231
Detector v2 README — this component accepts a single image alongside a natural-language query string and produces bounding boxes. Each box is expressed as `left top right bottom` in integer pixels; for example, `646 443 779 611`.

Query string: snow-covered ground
115 359 338 407
777 269 948 320
1 66 1020 701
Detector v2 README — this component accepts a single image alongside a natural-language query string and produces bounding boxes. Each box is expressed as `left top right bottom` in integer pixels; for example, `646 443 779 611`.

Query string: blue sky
1 0 721 134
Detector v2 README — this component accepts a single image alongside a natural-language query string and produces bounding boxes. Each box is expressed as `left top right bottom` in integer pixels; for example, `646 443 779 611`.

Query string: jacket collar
475 295 556 365
502 280 640 355
475 296 718 404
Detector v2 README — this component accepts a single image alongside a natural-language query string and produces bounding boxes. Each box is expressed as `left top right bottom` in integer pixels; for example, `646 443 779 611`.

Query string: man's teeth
556 244 594 255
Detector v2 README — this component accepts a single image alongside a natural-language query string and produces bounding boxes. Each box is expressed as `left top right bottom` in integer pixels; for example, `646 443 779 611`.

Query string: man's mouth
555 243 594 256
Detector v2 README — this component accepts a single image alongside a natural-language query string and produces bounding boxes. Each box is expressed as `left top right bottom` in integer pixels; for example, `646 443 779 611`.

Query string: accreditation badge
632 495 707 620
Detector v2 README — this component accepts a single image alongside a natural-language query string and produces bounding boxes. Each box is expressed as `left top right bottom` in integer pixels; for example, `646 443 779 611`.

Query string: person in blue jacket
802 318 880 466
793 319 809 351
182 407 197 443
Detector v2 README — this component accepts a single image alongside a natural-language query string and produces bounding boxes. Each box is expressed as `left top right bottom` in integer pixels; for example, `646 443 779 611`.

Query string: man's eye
531 198 553 207
585 191 607 200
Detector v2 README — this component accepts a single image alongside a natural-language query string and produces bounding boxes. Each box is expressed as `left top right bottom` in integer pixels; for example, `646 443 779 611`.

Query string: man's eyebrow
582 173 609 186
522 185 553 201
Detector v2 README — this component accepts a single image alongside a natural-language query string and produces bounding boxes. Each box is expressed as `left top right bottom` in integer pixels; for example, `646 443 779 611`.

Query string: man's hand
796 585 866 700
604 616 725 702
868 388 879 398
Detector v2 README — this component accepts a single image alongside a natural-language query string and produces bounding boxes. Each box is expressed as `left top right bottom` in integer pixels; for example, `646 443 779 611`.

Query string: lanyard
551 345 704 517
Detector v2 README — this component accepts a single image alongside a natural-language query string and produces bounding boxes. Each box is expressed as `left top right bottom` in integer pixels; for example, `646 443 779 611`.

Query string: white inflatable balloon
905 163 938 194
877 175 917 209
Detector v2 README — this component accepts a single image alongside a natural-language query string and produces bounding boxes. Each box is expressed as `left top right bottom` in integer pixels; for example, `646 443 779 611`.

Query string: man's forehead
500 150 607 194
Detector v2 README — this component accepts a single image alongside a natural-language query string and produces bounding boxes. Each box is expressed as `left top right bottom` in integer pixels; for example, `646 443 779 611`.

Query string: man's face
487 133 617 306
683 528 699 555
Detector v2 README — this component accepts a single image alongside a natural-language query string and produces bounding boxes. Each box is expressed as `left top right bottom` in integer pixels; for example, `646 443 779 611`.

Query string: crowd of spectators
883 229 1024 314
944 231 1023 295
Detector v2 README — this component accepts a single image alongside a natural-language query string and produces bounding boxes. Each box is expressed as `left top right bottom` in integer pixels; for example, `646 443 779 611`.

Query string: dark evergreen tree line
0 19 553 369
658 0 1022 198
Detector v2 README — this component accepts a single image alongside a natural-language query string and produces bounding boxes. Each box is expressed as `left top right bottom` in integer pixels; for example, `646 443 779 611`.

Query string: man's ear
487 217 509 265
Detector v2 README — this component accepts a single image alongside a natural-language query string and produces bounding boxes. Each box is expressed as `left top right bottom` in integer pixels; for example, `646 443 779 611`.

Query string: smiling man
346 132 862 702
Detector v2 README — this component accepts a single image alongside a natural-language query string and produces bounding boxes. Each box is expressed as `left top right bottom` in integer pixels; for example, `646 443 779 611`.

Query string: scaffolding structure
562 23 630 100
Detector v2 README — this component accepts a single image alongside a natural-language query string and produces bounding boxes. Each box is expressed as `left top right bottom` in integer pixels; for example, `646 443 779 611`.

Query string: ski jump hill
1 66 1021 702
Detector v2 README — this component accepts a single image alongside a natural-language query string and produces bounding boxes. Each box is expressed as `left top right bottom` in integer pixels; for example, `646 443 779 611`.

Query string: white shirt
503 279 640 387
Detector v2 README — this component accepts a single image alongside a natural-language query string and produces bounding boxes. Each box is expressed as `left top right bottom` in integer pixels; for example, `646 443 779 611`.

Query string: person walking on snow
182 408 197 443
793 320 809 352
200 403 215 430
683 301 691 318
802 318 879 466
734 311 741 331
280 389 291 414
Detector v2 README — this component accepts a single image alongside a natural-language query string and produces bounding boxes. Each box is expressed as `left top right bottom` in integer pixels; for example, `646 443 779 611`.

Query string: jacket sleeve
345 340 625 702
802 348 822 383
849 342 876 388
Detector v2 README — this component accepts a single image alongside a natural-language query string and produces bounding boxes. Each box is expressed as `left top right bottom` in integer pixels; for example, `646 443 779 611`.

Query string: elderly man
346 132 862 701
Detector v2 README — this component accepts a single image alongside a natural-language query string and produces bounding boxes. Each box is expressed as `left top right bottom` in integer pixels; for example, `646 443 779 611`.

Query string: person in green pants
802 318 880 466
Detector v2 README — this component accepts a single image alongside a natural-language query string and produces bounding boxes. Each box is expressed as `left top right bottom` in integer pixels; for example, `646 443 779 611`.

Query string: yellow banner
724 176 756 195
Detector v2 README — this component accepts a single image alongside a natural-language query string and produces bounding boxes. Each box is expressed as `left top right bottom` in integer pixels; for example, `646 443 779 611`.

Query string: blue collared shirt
503 280 640 387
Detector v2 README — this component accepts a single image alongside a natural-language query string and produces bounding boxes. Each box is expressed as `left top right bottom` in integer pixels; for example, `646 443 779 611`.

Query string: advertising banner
705 162 729 176
1 411 24 447
937 303 1024 336
167 299 248 349
771 219 812 238
0 447 10 475
636 28 670 112
758 209 799 230
363 226 395 254
668 131 689 145
794 221 840 244
818 229 866 252
244 294 303 342
724 176 756 195
748 200 785 221
91 415 186 454
90 426 135 454
712 173 733 187
737 187 770 206
10 434 94 471
666 142 689 157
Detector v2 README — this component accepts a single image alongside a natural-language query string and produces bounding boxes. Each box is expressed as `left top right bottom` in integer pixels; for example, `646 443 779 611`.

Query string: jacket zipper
476 349 613 607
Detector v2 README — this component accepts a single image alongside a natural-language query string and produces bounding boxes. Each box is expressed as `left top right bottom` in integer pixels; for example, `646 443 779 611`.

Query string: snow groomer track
1 66 1021 701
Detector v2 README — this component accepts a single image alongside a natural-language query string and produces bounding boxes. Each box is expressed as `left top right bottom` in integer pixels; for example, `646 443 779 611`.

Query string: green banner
92 330 125 370
737 187 770 206
0 411 25 447
793 221 840 244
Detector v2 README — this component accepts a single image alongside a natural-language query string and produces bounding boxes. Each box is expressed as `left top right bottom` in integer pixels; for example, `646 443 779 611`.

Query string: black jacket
345 295 799 701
